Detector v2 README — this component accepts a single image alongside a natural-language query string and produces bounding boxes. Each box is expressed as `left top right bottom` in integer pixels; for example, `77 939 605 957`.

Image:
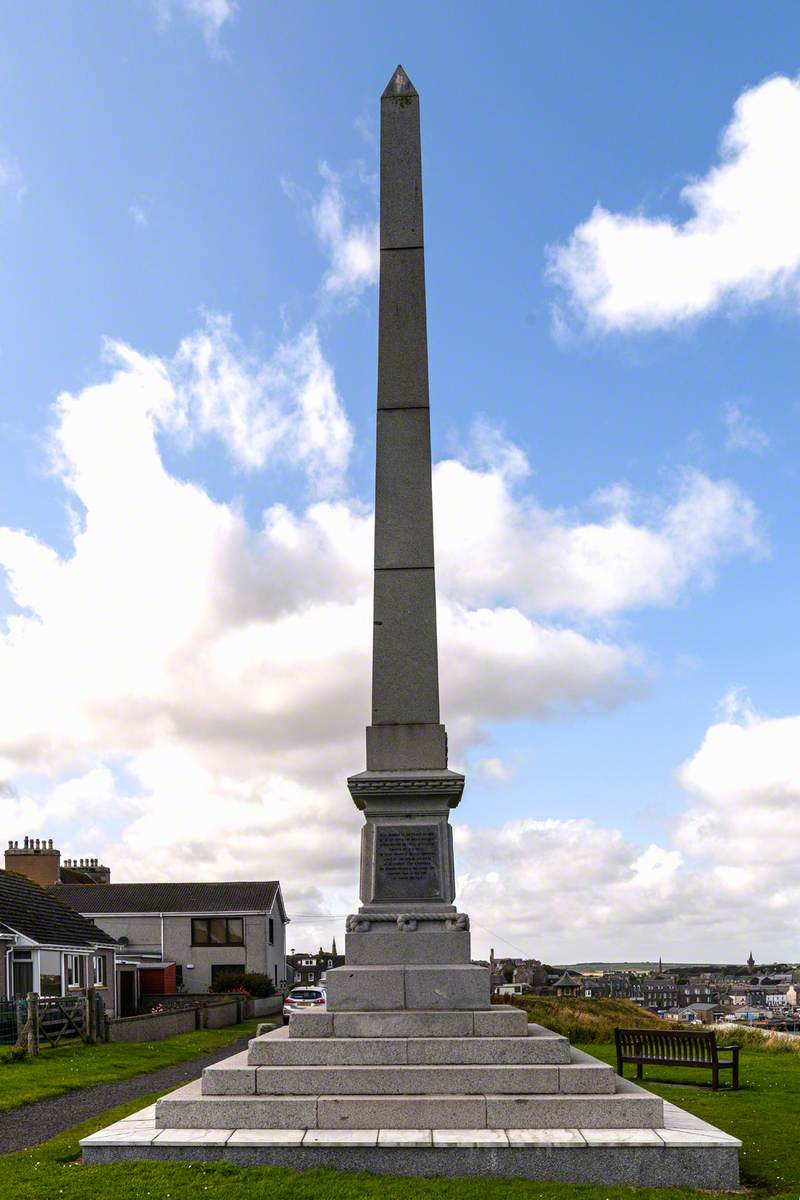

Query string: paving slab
432 1129 509 1147
581 1128 664 1146
154 1129 232 1145
227 1129 305 1145
303 1129 379 1146
378 1129 432 1146
507 1128 586 1146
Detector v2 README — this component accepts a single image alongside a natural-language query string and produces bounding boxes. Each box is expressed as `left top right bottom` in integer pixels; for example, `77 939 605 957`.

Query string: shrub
209 972 274 998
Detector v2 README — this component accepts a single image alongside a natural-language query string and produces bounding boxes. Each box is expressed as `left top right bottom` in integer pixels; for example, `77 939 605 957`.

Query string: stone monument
327 64 485 1014
82 68 741 1189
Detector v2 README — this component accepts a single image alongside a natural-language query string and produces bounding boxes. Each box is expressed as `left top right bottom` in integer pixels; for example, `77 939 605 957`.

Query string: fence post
84 986 97 1044
28 993 40 1057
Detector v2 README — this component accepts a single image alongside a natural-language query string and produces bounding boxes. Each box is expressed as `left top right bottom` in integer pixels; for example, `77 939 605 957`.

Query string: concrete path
0 1032 254 1154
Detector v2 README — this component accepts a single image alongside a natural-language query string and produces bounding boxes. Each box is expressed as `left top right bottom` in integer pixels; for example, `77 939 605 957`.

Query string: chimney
74 856 112 884
5 836 61 886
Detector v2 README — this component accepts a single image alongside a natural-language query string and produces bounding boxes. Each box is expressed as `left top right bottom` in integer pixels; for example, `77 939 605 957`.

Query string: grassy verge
582 1041 800 1193
0 1042 797 1199
0 1018 265 1111
506 994 800 1053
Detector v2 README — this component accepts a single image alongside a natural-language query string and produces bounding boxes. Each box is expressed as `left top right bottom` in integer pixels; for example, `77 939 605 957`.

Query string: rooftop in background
5 837 110 886
0 868 117 948
52 880 285 919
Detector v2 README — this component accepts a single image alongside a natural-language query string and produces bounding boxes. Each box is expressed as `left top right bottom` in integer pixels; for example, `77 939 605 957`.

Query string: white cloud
549 75 800 332
312 164 379 299
454 691 800 959
0 322 642 903
170 314 353 492
0 330 769 957
435 432 762 618
154 0 237 50
723 401 769 454
475 757 513 783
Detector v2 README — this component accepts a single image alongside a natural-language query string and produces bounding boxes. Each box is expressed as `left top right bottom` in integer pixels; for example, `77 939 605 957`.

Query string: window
211 963 245 984
11 952 33 997
268 918 274 945
191 917 244 946
93 955 107 987
40 974 61 996
65 954 86 988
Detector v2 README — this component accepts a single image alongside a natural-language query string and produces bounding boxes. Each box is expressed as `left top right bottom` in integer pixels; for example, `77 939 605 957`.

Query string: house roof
52 880 284 918
0 870 117 949
59 866 98 884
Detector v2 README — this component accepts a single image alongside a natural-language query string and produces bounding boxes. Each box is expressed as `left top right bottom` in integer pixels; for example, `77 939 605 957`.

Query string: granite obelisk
327 65 489 1010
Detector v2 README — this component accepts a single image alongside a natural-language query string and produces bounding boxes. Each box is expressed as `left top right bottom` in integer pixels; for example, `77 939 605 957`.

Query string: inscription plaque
373 823 442 902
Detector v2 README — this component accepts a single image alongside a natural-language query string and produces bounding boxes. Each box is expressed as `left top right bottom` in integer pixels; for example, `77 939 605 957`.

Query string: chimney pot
48 839 53 850
35 838 40 850
24 836 29 849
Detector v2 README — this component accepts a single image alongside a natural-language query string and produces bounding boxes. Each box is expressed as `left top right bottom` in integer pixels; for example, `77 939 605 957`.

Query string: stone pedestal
324 766 487 1013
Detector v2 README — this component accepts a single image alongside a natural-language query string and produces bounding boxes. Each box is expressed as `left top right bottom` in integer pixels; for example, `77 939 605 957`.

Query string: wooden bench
614 1027 740 1091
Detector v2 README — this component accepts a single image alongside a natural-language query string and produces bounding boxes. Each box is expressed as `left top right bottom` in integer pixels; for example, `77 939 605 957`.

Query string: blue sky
1 2 799 961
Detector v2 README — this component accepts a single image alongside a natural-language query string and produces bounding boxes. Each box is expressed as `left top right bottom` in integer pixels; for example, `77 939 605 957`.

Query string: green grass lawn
0 1041 797 1199
582 1040 800 1194
0 1018 265 1111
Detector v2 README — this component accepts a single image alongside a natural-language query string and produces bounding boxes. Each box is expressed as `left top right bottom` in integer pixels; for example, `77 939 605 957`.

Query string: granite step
248 1025 571 1066
85 1094 739 1188
289 1006 529 1039
205 1047 614 1096
157 1076 661 1130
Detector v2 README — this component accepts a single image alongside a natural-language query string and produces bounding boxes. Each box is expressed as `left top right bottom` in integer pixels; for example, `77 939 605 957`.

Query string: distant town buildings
287 942 344 986
487 949 798 1023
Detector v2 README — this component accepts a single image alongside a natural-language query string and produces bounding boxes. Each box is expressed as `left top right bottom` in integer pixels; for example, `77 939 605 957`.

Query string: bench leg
636 1063 643 1080
712 1066 719 1091
732 1052 739 1091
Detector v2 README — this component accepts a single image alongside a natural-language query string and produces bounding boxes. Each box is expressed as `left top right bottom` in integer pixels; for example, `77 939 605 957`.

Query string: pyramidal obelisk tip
382 64 417 98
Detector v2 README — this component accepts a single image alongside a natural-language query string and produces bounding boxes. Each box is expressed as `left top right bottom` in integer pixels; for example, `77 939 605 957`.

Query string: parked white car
283 986 327 1024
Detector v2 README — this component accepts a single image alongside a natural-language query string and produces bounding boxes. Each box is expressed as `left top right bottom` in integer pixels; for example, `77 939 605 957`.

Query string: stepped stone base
81 1011 741 1187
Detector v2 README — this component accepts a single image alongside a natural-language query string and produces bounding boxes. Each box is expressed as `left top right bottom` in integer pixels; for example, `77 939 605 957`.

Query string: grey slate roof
0 870 117 948
52 880 282 917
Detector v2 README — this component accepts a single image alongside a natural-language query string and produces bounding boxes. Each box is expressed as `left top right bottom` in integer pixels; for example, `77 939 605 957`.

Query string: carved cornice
349 779 461 793
346 912 470 933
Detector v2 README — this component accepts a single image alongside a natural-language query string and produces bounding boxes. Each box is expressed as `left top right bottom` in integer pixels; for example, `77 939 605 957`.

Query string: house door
12 954 34 997
119 971 136 1016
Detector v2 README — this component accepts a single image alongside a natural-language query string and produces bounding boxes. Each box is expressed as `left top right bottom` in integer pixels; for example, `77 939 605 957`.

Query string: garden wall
106 995 245 1042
